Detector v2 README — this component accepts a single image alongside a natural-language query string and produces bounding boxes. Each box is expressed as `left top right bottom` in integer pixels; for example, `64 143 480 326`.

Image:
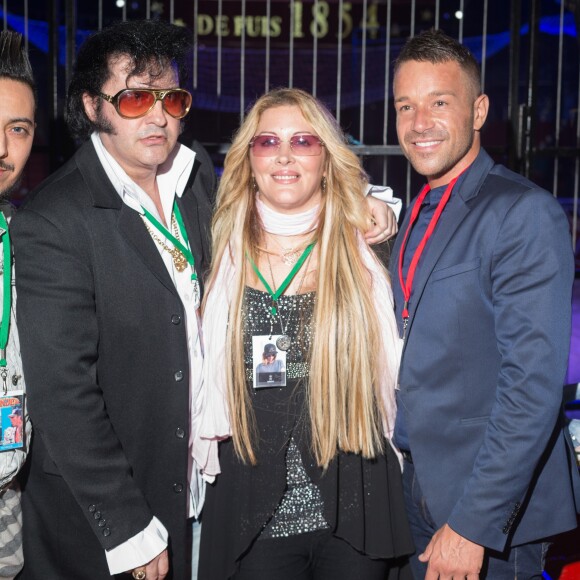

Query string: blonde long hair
207 88 391 468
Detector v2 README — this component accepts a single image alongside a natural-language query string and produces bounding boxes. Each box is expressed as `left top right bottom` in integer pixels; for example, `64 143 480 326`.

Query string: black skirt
198 388 414 580
199 288 413 579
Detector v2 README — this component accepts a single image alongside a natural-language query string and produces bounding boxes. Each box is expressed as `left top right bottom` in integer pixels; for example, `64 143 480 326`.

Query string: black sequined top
242 286 328 539
199 287 414 580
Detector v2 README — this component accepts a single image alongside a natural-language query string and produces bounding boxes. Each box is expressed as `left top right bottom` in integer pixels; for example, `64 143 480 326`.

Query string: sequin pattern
243 286 329 538
261 437 329 538
243 286 315 374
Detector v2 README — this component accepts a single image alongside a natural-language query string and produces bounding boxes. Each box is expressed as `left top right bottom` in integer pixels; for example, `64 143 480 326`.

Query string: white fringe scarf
191 198 402 487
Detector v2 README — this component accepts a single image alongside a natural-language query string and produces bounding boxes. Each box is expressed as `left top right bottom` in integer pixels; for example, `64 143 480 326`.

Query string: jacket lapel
75 140 179 296
117 205 178 294
175 156 211 296
396 150 495 344
402 197 470 335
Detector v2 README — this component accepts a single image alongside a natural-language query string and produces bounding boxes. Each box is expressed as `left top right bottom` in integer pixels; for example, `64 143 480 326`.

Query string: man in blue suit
391 29 580 579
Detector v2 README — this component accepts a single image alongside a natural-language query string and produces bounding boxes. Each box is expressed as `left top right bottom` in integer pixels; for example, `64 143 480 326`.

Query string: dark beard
0 168 23 199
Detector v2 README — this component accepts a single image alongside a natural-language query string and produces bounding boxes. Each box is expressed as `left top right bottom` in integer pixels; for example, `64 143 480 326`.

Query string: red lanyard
397 173 462 336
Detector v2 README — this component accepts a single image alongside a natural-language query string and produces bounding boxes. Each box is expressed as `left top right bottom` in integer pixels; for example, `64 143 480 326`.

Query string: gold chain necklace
266 232 311 266
143 214 188 272
265 250 313 350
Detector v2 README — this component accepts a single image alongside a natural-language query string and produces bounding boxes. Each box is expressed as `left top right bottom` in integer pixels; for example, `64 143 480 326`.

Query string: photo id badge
0 390 24 452
252 335 287 389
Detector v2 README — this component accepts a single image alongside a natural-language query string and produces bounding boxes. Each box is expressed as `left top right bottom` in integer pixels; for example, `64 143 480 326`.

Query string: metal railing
2 0 579 253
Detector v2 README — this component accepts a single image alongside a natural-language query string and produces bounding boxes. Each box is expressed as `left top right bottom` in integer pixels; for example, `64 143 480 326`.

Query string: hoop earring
321 176 327 194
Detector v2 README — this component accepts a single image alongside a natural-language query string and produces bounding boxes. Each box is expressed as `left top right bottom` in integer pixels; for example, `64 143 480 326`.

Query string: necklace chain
265 250 313 342
266 232 311 266
143 214 188 272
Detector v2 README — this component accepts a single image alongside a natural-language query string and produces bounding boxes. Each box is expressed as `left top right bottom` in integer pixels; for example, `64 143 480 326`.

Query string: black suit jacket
13 140 214 579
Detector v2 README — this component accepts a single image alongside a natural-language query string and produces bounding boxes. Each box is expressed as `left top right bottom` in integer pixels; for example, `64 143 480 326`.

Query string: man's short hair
394 29 481 98
65 19 192 141
0 30 36 99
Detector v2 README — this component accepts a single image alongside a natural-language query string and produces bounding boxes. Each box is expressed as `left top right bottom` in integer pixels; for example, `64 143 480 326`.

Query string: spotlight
455 10 464 20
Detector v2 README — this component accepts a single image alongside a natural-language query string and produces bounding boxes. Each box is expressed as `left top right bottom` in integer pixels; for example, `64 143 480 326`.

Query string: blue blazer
390 149 580 552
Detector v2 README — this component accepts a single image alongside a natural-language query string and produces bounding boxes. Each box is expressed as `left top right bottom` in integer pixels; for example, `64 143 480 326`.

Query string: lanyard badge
142 200 201 308
397 173 463 339
0 214 24 452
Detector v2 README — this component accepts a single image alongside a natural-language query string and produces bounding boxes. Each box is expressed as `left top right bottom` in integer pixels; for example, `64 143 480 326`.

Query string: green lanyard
247 242 315 315
0 212 11 368
141 200 197 282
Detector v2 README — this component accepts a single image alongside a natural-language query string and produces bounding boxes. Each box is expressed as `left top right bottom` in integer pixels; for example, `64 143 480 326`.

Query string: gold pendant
281 249 299 266
172 249 188 272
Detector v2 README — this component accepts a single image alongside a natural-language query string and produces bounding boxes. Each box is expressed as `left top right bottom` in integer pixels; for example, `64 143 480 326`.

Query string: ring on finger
132 570 146 580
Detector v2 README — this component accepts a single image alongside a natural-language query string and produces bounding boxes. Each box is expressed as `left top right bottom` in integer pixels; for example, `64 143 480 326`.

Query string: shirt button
88 505 96 513
175 427 185 439
174 370 184 382
171 314 181 325
102 528 111 537
173 483 184 493
98 519 107 527
93 511 101 520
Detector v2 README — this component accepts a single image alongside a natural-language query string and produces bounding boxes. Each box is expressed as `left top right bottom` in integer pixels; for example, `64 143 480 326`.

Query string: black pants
233 529 410 580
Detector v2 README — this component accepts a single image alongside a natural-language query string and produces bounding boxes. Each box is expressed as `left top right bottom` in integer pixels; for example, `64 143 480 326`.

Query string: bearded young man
0 30 35 580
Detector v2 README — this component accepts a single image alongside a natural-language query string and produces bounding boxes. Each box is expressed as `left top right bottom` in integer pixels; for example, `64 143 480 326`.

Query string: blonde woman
193 88 413 580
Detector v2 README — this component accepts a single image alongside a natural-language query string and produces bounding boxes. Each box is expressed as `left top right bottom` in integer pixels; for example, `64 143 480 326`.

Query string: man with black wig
12 20 214 579
0 29 34 580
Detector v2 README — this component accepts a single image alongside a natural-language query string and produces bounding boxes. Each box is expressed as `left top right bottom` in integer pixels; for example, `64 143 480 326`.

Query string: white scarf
191 200 402 484
256 196 319 235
